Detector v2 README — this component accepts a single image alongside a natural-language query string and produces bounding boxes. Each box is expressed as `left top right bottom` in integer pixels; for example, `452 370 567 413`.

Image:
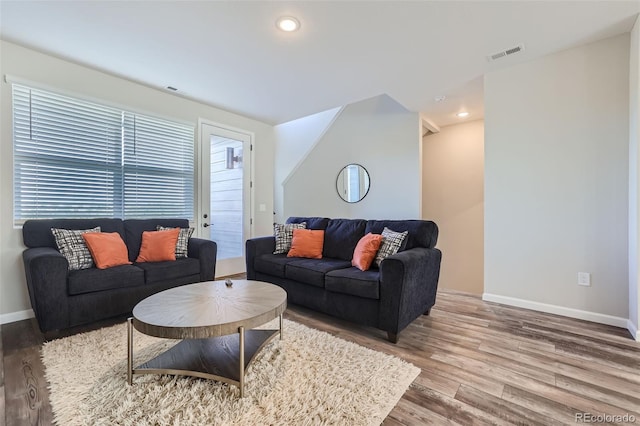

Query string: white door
199 123 252 277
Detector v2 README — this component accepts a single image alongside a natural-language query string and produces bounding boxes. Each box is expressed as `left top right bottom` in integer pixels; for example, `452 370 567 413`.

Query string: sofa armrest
245 236 275 280
187 237 217 281
22 247 71 332
378 247 442 335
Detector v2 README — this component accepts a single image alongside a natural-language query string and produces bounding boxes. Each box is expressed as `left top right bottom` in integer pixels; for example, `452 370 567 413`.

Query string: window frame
11 81 196 225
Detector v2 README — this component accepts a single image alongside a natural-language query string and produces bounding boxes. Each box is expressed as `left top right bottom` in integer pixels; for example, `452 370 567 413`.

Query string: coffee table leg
127 317 133 385
279 314 283 340
239 325 245 398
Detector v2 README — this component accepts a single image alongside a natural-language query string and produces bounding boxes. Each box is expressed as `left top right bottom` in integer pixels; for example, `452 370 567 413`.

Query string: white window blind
122 113 194 218
12 84 194 224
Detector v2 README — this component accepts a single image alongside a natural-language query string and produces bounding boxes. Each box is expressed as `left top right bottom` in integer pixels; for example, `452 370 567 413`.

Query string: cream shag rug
42 319 419 425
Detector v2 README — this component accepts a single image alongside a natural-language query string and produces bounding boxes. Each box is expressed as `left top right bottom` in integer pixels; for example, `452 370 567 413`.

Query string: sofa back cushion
286 216 330 230
323 218 366 260
23 218 125 249
123 219 190 262
364 220 438 249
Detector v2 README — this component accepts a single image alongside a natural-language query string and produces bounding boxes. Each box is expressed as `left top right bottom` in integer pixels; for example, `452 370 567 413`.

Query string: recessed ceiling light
456 112 470 118
276 16 300 32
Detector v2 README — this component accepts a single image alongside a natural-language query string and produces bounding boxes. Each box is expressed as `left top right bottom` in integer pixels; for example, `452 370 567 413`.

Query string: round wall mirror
336 164 370 203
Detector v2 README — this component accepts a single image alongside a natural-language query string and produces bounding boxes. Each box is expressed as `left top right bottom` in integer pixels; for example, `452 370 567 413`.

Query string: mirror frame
336 163 370 203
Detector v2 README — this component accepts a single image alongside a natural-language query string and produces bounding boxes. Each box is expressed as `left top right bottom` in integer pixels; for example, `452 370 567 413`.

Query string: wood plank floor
2 289 639 425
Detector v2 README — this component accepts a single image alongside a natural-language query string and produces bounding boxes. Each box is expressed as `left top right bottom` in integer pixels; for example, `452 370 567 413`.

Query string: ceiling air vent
487 43 525 62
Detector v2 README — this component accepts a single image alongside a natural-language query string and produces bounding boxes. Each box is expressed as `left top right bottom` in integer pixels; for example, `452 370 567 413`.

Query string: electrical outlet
578 272 591 287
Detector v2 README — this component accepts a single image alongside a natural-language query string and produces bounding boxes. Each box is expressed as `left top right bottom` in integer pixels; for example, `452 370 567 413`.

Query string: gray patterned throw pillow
273 222 306 254
51 227 101 270
374 227 408 267
157 226 195 258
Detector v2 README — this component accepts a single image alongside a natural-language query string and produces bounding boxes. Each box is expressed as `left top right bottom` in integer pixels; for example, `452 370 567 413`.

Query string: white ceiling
1 1 639 126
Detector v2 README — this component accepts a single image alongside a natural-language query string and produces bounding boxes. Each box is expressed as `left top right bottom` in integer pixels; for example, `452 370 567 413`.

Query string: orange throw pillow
136 228 181 263
352 233 384 271
287 229 324 259
82 232 132 269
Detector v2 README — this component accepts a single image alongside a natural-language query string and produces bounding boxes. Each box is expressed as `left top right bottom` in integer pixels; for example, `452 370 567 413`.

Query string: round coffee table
127 279 287 397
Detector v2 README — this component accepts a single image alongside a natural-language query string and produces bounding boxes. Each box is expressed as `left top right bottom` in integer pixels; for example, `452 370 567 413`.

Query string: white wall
0 41 275 321
629 16 640 340
273 107 341 224
423 119 484 295
484 34 630 326
282 94 421 220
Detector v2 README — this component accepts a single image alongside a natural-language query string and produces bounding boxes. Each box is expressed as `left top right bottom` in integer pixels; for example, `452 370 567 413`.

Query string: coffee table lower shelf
127 319 281 397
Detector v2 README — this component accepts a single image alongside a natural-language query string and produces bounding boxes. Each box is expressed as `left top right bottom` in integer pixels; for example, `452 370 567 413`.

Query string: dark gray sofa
22 218 217 333
246 217 441 343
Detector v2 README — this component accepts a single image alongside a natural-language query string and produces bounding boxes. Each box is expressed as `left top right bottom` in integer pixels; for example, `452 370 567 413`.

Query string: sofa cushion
285 258 352 288
287 229 324 259
67 265 145 295
136 229 180 262
51 226 100 270
124 219 190 262
352 233 384 271
82 232 132 269
325 267 380 300
274 222 306 254
286 216 330 230
23 218 125 249
136 258 200 284
365 220 438 249
157 226 194 258
322 219 366 260
374 227 408 267
254 254 301 278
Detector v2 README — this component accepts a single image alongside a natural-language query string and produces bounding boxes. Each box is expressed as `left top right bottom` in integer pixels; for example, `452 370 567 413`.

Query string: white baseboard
628 319 640 341
482 293 629 329
0 309 35 325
